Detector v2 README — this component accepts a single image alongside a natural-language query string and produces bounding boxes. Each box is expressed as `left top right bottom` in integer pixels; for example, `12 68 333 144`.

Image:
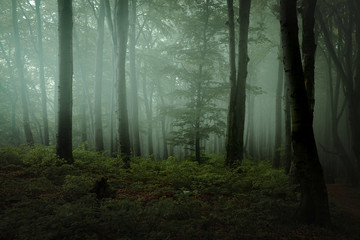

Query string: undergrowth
0 145 354 239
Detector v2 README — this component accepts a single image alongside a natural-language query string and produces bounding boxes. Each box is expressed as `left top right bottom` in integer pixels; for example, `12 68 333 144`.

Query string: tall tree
115 0 131 164
12 0 34 145
280 0 330 225
225 0 251 167
129 0 141 156
56 0 73 163
34 0 49 145
94 0 105 152
273 47 284 169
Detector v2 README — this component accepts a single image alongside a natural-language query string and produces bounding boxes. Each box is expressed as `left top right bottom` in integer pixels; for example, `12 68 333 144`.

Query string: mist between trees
1 0 360 227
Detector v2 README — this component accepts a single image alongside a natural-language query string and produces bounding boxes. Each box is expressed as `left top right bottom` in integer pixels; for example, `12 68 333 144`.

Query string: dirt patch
327 184 360 230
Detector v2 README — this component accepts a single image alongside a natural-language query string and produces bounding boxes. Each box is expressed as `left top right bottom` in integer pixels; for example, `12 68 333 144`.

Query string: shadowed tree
280 0 330 225
225 0 251 167
56 0 73 163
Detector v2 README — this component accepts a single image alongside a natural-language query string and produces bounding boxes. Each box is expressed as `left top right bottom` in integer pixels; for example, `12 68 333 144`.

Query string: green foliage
0 146 352 239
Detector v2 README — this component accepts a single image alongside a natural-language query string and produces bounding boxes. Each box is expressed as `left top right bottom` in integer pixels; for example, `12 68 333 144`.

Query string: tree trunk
12 0 34 145
104 0 117 156
225 0 251 166
94 0 105 152
35 0 49 146
56 0 73 163
115 0 131 165
301 0 316 120
273 46 284 169
280 0 330 225
129 0 141 157
284 73 292 174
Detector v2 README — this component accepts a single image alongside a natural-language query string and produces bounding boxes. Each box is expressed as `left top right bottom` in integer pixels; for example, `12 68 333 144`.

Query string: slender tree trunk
104 0 117 156
273 47 284 169
129 0 141 156
280 0 330 225
115 0 131 164
284 74 292 174
12 0 34 145
159 96 168 159
56 0 73 163
142 62 153 155
94 0 105 152
225 0 251 166
35 0 49 146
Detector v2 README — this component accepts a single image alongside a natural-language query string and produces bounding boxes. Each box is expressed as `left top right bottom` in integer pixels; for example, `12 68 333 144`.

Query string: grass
0 145 356 239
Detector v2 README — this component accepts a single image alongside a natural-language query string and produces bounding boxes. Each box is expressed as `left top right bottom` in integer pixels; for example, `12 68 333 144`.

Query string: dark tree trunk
129 0 141 157
35 0 49 146
301 0 316 120
273 46 284 169
94 0 105 152
225 0 251 167
115 0 131 165
280 0 330 225
12 0 34 145
284 74 292 174
56 0 73 163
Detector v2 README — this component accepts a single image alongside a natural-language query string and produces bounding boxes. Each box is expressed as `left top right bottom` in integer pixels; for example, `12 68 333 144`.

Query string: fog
0 0 359 185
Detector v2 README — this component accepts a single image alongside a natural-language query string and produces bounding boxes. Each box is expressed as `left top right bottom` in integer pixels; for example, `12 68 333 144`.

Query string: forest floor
0 145 359 239
327 184 360 236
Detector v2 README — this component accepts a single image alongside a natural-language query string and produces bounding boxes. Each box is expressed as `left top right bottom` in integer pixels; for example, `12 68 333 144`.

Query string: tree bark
301 0 316 120
56 0 73 163
94 0 105 152
280 0 330 225
284 73 292 174
12 0 34 145
115 0 131 165
225 0 251 167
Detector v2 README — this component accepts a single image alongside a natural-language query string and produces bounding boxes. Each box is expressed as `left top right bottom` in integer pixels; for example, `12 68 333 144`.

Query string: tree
273 46 283 169
56 0 73 163
35 0 49 146
225 0 251 167
280 0 330 225
115 0 131 164
12 0 34 145
129 0 141 157
166 0 227 162
94 0 105 152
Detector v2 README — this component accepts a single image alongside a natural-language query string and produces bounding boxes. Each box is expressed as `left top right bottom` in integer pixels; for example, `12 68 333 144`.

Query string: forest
0 0 360 239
